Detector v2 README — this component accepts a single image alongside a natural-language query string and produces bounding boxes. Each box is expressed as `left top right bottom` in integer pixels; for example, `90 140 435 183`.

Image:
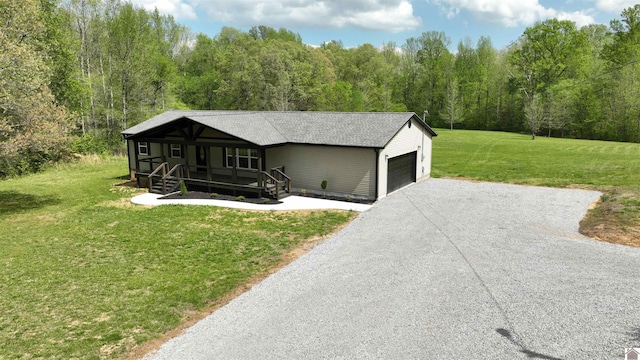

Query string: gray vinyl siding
266 145 376 197
128 140 163 173
211 147 223 168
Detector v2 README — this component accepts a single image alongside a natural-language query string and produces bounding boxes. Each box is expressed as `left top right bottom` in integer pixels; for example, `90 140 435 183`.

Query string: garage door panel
387 151 416 194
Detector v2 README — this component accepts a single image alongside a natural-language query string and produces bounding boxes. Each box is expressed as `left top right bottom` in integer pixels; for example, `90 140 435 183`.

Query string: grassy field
431 129 640 246
0 156 355 359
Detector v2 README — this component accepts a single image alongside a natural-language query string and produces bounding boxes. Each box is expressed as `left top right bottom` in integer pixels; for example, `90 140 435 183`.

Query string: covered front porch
130 143 291 200
125 116 291 199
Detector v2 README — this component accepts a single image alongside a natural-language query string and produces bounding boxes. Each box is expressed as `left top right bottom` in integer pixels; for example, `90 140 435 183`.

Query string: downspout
420 114 426 176
374 148 380 200
421 129 425 176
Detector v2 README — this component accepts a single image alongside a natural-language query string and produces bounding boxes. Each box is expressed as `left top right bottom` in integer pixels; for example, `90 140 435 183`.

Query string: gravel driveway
147 179 640 359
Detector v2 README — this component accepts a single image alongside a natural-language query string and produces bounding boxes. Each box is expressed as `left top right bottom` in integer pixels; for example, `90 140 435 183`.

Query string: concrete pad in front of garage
146 179 640 359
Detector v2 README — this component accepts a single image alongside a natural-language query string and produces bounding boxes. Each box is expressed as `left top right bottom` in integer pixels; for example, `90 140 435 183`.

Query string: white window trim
225 147 259 170
138 142 149 156
170 144 182 158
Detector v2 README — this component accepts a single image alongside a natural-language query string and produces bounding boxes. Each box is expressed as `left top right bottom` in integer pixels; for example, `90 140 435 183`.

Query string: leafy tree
509 19 586 138
474 36 500 129
603 5 640 141
524 94 545 139
317 81 364 111
441 79 463 130
148 9 187 112
416 31 454 122
39 0 84 113
7 0 640 166
547 81 577 137
510 19 586 97
453 37 477 124
0 0 73 176
176 34 222 109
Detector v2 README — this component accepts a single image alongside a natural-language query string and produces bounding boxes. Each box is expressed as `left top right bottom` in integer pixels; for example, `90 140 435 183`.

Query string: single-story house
121 111 437 200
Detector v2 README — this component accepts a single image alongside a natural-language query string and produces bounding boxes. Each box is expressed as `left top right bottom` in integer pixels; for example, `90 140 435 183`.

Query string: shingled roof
122 111 437 148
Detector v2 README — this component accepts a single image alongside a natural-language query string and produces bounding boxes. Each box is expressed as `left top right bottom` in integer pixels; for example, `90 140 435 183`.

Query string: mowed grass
0 156 355 359
432 129 640 245
432 129 640 189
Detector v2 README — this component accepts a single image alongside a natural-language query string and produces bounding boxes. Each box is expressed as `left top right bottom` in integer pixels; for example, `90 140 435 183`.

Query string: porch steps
264 183 290 199
150 177 180 195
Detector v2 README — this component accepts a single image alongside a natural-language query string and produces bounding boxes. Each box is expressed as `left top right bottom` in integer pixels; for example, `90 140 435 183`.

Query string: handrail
262 171 277 181
161 164 184 194
261 171 283 199
149 162 168 178
165 163 183 179
138 156 163 162
271 168 291 181
270 168 291 194
148 162 168 192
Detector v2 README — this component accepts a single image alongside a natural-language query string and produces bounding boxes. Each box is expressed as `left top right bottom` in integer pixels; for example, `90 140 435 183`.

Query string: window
225 147 259 170
170 144 182 158
138 142 149 156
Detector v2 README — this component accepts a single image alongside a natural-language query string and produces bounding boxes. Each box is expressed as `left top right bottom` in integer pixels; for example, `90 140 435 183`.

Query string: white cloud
555 10 596 27
133 0 421 32
129 0 197 20
431 0 595 27
595 0 638 13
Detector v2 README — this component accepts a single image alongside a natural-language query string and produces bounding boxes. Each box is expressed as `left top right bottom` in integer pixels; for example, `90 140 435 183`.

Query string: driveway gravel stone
146 178 640 359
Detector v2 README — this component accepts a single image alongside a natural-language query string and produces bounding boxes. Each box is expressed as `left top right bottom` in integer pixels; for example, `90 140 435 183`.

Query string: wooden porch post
206 146 212 182
231 147 237 183
206 146 212 193
184 144 190 178
133 140 139 175
257 148 263 187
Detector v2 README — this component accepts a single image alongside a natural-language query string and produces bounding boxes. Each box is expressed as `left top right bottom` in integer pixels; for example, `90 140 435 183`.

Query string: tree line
1 0 640 177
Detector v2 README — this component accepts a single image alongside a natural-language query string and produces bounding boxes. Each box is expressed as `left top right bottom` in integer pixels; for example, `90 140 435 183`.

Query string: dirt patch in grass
579 188 640 248
124 210 356 360
97 198 147 209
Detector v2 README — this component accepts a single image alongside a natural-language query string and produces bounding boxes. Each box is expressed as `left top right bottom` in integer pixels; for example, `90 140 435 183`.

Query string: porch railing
270 166 291 194
146 162 291 199
260 171 284 200
165 163 184 180
148 162 168 193
138 156 164 174
148 163 184 195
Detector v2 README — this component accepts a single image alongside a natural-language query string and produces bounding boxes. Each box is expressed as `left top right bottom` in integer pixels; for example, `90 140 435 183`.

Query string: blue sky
130 0 638 50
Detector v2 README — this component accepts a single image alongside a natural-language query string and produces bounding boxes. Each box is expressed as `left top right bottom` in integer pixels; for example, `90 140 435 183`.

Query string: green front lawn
0 156 355 359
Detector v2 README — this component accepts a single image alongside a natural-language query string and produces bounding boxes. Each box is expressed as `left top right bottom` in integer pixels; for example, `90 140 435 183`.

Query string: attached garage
387 151 417 194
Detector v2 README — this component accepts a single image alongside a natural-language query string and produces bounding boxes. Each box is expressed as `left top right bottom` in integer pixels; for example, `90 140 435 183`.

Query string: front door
196 146 207 173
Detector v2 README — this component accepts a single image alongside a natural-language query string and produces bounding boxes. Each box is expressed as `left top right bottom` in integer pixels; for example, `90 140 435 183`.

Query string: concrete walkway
145 179 640 359
131 192 372 212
